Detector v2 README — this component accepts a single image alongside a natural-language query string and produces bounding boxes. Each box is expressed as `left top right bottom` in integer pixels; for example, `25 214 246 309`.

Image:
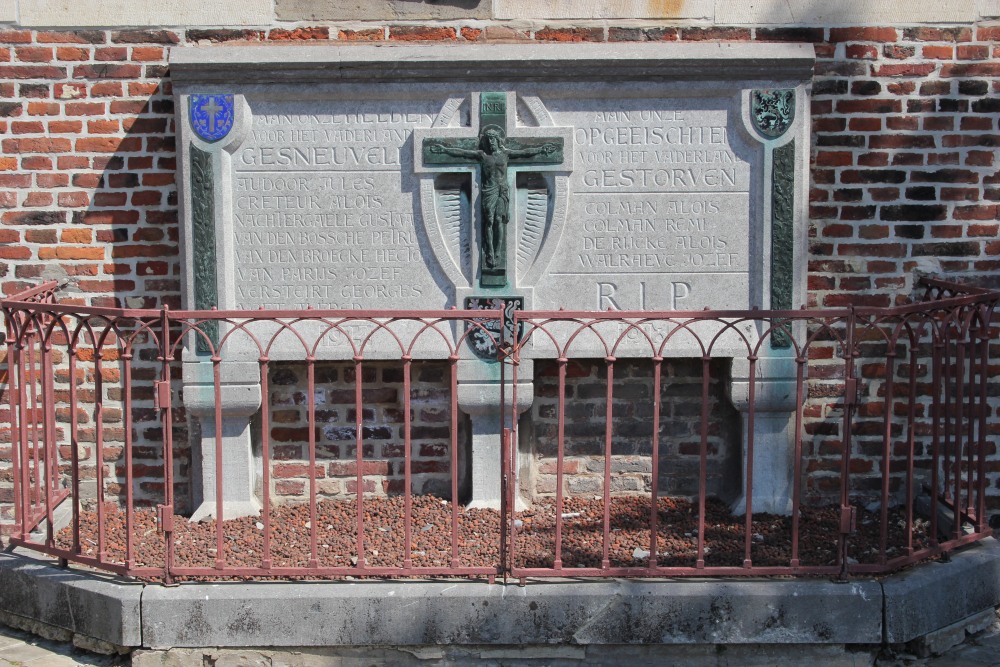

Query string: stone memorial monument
171 43 814 519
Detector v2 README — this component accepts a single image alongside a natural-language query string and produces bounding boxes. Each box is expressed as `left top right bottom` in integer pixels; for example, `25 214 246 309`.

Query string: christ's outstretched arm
507 142 558 159
428 143 482 160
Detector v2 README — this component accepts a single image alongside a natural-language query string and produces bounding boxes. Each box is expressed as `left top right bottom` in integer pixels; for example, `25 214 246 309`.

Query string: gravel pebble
53 495 930 581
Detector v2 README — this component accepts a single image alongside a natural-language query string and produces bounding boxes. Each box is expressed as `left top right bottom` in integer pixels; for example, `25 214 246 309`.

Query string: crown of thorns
480 124 505 138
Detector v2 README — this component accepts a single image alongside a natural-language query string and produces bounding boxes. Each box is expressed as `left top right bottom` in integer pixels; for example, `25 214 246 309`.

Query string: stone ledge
882 537 1000 644
168 42 816 85
2 540 999 652
140 577 882 648
0 551 143 647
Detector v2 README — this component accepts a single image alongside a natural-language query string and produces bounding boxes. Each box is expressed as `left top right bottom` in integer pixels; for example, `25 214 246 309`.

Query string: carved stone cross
422 92 565 287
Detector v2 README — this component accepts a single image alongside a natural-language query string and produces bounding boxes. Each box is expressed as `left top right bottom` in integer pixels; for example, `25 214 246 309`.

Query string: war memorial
1 1 1000 664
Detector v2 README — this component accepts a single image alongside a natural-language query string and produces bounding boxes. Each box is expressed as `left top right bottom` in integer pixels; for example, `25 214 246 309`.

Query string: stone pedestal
184 361 262 521
728 354 801 516
458 361 534 509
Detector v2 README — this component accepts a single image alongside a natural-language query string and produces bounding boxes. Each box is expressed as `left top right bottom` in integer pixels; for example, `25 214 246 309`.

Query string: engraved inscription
231 103 444 310
541 101 752 311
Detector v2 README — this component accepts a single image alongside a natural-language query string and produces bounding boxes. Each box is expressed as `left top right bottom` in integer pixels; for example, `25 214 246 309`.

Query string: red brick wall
1 22 999 532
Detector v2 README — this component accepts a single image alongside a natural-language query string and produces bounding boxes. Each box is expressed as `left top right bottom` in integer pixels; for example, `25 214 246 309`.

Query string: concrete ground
0 613 998 667
0 623 126 667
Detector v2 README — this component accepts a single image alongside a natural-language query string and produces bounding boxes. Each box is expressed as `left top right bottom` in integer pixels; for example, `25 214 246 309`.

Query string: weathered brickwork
529 359 740 501
1 20 999 533
266 361 462 501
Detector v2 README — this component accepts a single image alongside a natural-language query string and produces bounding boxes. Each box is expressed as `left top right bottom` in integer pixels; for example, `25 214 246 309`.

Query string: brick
879 205 947 221
921 45 953 59
882 44 915 59
23 192 53 206
65 101 106 115
131 191 161 205
72 63 142 79
813 79 847 96
20 83 49 98
186 29 262 43
20 155 52 171
958 80 989 96
15 47 54 63
26 101 58 116
608 27 645 42
848 117 880 131
38 246 104 260
830 27 898 42
845 44 877 59
680 27 750 41
903 27 972 42
869 135 935 149
3 137 72 153
941 63 1000 77
958 45 989 60
816 61 866 76
61 228 93 243
95 46 128 61
911 169 979 183
48 120 82 133
885 81 913 96
386 25 458 41
0 65 66 79
965 151 994 167
338 28 385 41
58 191 90 207
850 80 881 95
840 169 906 184
955 205 999 221
0 31 32 44
484 25 536 40
872 63 936 77
24 229 57 243
90 82 122 97
912 242 979 256
111 30 179 44
75 137 142 152
130 47 165 61
11 120 44 133
836 99 901 114
36 31 105 44
269 27 330 41
0 246 30 259
972 98 1000 113
87 119 120 134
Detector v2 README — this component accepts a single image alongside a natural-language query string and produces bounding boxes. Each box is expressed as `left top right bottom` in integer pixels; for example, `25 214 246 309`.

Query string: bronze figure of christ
422 93 565 287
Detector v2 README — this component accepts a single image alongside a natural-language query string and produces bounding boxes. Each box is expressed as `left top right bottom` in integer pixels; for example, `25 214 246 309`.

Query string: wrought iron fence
1 279 997 583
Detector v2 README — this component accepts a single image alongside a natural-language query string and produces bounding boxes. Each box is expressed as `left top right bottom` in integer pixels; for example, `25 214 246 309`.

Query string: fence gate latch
843 378 858 408
157 504 174 534
153 381 170 410
840 505 857 535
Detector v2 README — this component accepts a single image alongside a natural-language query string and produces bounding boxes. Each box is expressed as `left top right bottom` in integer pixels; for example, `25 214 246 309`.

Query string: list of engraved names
569 107 749 275
232 107 439 310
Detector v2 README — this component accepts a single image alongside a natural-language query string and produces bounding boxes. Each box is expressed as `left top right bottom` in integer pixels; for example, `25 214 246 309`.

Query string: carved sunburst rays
517 179 550 279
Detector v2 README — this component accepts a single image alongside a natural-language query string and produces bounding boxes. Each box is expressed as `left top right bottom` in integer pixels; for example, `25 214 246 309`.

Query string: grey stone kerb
171 42 814 518
2 539 1000 653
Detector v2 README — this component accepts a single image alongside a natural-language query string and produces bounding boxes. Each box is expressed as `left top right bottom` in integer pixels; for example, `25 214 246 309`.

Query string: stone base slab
1 539 999 657
131 644 877 667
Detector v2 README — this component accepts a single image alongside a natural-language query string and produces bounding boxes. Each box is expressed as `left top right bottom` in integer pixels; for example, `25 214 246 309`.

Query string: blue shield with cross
190 94 234 143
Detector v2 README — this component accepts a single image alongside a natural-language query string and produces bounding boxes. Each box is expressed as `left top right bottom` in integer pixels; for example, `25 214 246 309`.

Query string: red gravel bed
54 495 930 581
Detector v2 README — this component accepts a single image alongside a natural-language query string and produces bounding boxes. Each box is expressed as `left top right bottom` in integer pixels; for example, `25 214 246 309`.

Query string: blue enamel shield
190 94 234 142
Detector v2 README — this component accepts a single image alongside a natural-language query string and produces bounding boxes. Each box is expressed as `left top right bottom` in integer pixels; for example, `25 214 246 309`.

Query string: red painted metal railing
1 279 997 583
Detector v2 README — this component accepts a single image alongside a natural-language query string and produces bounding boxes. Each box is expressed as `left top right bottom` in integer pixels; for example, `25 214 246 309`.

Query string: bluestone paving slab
883 538 1000 644
140 578 882 649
